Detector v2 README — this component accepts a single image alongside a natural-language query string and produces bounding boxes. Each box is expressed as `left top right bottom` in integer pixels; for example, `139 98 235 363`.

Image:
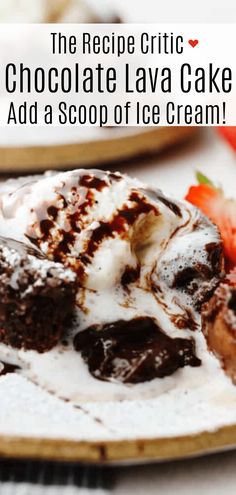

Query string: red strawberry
218 127 236 152
185 172 236 268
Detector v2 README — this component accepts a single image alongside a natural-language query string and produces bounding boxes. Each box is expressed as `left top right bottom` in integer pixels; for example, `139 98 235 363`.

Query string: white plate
0 129 236 464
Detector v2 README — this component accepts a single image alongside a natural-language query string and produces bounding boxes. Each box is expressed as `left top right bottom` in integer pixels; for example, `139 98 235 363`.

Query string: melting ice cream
0 169 224 400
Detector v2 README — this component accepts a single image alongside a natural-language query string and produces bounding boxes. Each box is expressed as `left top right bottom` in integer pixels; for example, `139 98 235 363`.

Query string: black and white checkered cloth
0 459 113 494
2 449 236 494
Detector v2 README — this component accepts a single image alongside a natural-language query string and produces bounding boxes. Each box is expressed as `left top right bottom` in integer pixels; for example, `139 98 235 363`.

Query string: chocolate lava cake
0 237 76 352
0 169 226 385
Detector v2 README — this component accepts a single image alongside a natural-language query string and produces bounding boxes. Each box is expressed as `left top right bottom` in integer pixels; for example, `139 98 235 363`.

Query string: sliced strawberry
218 127 236 152
185 174 236 268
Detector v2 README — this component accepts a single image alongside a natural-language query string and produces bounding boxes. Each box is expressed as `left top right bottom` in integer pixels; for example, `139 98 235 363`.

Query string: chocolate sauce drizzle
0 361 20 376
74 317 201 384
79 174 107 191
27 175 159 281
142 189 182 217
121 266 140 286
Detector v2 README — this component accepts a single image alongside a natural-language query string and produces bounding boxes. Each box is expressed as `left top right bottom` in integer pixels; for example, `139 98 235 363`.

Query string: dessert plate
1 371 236 464
0 130 236 465
0 127 195 173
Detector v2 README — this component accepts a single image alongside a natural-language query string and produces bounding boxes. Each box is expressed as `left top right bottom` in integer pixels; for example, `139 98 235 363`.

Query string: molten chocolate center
74 317 201 384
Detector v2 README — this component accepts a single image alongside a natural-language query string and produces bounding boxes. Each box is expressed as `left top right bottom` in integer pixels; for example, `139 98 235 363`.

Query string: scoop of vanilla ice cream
0 170 182 291
0 167 223 312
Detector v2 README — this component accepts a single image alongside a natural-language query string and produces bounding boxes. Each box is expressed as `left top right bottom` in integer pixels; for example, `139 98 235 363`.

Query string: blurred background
0 1 236 494
0 0 235 190
0 0 236 200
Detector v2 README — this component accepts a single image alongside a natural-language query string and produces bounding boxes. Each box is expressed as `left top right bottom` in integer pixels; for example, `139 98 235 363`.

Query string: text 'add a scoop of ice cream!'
0 169 224 387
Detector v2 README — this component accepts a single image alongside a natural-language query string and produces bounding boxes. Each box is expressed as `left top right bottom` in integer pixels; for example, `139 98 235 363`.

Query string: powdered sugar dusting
1 361 236 442
0 240 76 297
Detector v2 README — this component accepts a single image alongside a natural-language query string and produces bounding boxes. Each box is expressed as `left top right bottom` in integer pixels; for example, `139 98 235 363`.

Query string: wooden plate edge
0 127 196 172
0 424 236 463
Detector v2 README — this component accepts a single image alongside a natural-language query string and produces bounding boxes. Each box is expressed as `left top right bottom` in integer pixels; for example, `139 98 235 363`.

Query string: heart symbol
188 39 199 48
